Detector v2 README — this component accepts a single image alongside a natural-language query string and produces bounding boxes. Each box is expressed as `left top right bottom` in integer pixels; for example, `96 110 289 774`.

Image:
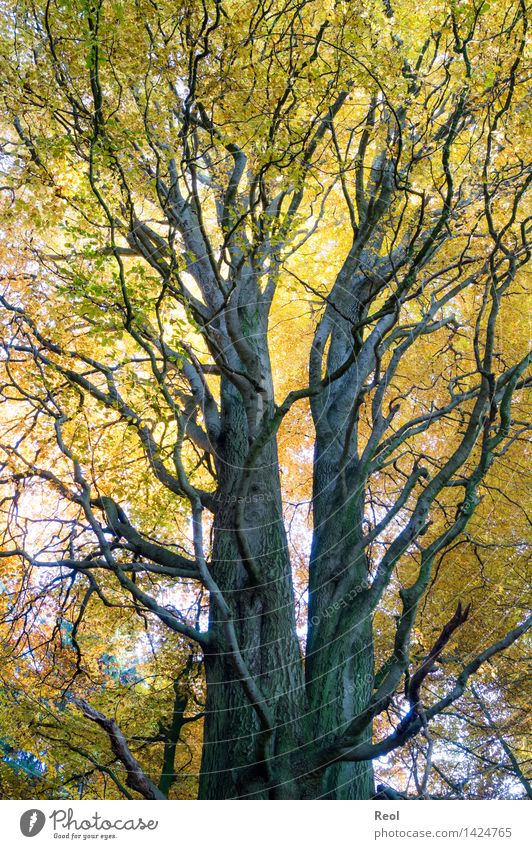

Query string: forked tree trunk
199 372 375 799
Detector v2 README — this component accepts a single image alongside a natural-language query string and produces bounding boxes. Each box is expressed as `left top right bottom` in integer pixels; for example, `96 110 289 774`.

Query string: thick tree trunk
306 609 374 799
199 380 304 799
305 351 376 799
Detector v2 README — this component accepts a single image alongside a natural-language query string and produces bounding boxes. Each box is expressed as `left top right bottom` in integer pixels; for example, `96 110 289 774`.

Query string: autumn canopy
0 0 530 801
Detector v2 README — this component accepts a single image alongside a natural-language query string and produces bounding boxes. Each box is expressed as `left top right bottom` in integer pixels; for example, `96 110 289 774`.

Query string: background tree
0 0 530 799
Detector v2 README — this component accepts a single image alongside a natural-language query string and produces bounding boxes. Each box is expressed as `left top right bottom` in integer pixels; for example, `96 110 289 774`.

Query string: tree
0 0 530 800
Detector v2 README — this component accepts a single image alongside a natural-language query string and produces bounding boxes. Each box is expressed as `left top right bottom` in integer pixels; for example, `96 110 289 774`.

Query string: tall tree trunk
305 304 377 798
199 379 305 799
305 449 375 799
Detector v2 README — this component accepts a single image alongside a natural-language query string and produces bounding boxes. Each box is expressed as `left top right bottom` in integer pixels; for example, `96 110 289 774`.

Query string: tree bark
199 378 305 799
305 458 375 799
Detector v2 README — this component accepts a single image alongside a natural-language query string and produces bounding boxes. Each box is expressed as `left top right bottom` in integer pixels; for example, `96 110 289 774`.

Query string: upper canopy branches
1 0 528 435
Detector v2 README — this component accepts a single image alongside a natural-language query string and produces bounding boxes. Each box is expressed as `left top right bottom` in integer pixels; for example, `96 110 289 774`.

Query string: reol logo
20 809 46 837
